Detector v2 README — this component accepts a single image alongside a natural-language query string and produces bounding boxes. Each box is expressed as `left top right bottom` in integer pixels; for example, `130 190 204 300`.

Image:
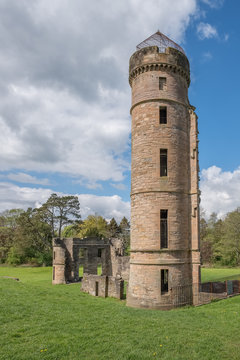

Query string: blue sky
0 0 239 221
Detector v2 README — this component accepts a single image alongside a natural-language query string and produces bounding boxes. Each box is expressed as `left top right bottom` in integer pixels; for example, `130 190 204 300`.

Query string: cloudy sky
0 0 239 221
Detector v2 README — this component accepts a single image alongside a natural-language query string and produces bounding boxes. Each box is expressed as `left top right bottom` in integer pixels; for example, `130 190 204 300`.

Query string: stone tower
127 32 200 310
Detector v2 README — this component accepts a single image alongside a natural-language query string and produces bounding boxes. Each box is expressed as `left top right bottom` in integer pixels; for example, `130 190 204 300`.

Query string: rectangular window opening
98 248 102 258
159 77 166 90
159 106 167 124
98 264 102 276
53 251 55 260
79 248 85 258
160 210 168 248
161 269 169 294
160 149 168 177
79 265 84 277
53 266 55 281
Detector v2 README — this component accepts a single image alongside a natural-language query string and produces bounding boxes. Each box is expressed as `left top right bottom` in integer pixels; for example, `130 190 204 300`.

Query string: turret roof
136 31 185 55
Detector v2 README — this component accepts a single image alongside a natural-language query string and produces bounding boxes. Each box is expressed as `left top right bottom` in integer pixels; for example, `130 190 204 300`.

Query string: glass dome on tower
136 31 185 55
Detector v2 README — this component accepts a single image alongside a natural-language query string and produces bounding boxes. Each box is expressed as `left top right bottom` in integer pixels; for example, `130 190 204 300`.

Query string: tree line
0 193 130 266
201 208 240 267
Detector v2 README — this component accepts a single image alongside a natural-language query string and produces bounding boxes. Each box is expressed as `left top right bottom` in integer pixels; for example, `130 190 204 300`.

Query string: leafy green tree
38 193 81 237
108 217 120 237
61 221 82 237
9 208 53 265
218 208 240 266
119 216 130 255
0 209 24 263
119 217 130 233
200 211 224 265
78 215 108 238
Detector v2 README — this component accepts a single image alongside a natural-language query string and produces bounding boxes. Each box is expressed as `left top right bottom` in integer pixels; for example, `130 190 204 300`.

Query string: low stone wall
81 274 124 299
81 275 108 297
108 276 124 299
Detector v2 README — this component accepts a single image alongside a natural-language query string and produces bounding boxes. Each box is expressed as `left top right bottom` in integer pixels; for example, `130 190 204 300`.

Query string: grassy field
0 267 240 360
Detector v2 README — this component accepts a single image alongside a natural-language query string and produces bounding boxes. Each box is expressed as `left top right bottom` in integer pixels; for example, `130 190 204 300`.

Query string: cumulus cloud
200 166 240 218
78 194 130 222
0 182 53 211
197 22 218 39
111 183 127 191
0 182 130 222
2 172 50 185
0 0 198 187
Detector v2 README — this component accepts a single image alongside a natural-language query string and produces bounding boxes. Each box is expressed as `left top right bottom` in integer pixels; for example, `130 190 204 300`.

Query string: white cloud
197 22 218 39
3 172 50 185
200 166 240 218
0 0 198 186
0 182 130 222
201 0 224 9
111 183 127 191
0 182 53 211
78 194 130 222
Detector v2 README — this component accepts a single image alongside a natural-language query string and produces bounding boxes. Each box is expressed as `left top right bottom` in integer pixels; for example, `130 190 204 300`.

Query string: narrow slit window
159 106 167 124
159 77 166 90
53 266 55 281
53 251 55 260
98 249 102 258
160 210 168 248
95 282 99 296
160 149 168 177
161 269 169 294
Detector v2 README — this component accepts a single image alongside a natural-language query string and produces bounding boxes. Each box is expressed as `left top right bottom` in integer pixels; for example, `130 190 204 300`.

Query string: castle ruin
52 237 129 299
52 31 201 310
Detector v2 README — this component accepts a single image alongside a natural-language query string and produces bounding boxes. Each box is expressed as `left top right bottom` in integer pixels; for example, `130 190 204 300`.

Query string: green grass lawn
201 267 240 283
0 267 240 360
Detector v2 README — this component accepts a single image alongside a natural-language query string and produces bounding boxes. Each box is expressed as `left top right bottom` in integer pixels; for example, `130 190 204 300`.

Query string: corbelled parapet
129 46 190 87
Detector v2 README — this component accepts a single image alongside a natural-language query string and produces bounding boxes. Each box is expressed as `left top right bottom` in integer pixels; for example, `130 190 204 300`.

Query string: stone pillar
52 238 66 284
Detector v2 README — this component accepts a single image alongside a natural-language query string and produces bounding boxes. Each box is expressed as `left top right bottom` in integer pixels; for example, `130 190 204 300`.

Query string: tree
119 216 130 255
0 209 24 263
108 218 120 237
38 193 81 237
7 208 53 265
218 208 240 266
77 215 108 238
119 217 130 233
200 211 224 265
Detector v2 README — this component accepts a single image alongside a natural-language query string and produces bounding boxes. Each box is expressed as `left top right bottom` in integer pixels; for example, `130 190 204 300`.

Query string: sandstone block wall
127 42 200 310
81 274 124 299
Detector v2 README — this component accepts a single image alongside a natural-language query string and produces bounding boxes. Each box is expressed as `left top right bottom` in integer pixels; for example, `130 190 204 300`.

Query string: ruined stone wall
78 237 111 276
109 238 130 280
81 274 124 299
81 274 108 297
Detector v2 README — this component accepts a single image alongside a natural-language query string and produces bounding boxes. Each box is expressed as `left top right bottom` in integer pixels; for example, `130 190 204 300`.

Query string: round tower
127 32 200 310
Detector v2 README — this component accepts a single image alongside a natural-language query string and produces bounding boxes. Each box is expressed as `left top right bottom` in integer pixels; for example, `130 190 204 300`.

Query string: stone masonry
126 32 201 310
52 237 129 300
